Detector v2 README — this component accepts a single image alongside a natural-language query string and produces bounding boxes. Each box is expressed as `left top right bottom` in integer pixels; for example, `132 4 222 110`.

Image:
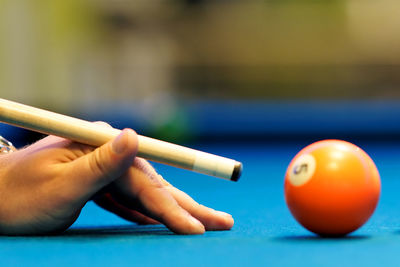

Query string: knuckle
136 179 164 200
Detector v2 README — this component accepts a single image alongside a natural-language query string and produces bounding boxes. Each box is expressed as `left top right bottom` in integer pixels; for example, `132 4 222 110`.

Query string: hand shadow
60 224 174 238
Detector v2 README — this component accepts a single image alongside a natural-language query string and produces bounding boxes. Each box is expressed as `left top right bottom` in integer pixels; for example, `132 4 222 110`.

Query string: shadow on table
0 225 175 240
60 225 174 238
392 230 400 236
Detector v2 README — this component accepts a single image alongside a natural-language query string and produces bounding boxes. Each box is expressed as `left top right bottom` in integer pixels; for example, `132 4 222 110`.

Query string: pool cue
0 98 242 181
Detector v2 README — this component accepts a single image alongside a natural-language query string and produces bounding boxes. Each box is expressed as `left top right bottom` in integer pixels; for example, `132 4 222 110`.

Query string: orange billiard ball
284 140 381 236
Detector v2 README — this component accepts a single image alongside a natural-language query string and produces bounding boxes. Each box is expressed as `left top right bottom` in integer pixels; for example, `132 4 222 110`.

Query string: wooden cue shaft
0 98 242 181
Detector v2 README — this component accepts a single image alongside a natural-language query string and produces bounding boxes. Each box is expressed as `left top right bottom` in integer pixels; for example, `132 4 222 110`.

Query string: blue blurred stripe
2 100 400 145
185 100 400 137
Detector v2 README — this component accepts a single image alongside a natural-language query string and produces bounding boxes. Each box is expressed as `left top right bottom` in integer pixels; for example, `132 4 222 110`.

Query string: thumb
65 128 138 202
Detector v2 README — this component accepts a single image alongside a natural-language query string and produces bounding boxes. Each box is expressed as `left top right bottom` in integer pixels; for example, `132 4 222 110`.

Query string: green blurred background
1 0 400 144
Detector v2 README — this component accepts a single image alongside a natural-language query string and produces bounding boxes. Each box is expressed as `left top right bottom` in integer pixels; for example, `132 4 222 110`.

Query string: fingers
108 158 233 234
159 178 234 231
94 193 160 225
111 158 206 235
63 129 138 203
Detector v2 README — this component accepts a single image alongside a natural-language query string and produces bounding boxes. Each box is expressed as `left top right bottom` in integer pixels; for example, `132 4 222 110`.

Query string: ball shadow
273 234 371 242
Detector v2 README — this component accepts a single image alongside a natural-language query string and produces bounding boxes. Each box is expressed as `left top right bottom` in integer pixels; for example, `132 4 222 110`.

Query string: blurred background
1 0 400 146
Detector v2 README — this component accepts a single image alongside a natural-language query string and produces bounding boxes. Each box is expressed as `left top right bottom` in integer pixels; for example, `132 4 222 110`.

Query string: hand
0 127 233 235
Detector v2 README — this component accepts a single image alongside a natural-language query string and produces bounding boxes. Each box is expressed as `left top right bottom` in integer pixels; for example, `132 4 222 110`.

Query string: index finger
111 158 206 235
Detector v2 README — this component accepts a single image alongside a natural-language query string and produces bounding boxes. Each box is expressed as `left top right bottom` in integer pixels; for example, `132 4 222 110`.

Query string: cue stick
0 98 242 181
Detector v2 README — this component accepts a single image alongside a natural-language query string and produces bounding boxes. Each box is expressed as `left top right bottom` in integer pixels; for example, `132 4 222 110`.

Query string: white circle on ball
289 154 316 186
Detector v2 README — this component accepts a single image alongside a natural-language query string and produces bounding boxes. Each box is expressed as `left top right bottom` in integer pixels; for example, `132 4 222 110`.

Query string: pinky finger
94 193 160 225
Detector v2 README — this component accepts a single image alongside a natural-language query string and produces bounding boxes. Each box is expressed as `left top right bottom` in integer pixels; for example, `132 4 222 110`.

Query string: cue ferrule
138 135 241 180
0 98 242 181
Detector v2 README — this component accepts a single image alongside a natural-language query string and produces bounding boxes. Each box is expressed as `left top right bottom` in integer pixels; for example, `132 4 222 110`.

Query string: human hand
0 127 233 235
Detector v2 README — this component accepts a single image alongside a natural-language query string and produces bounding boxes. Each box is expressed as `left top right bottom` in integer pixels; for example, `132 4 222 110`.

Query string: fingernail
214 210 233 218
112 130 127 154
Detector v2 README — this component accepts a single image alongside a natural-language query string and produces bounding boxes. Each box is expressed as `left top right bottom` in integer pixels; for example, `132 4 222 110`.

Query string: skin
0 127 233 235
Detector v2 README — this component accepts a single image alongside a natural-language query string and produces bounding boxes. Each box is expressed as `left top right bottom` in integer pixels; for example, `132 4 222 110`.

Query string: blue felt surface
1 141 400 266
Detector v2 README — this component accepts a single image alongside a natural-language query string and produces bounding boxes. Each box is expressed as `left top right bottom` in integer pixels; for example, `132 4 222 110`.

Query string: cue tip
231 162 243 182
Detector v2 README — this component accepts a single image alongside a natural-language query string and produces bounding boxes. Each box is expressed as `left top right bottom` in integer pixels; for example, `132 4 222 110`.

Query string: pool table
1 139 400 266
